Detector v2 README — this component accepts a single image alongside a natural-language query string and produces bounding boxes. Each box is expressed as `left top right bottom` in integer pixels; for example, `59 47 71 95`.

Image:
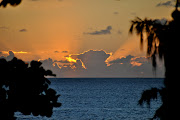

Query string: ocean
16 78 164 120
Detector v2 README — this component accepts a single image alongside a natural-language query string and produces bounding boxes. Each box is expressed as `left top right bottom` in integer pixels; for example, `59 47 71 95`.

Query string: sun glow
65 56 77 63
2 51 29 54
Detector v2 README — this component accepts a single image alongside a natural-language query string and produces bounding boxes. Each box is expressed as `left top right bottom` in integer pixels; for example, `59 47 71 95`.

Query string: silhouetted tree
0 57 61 120
0 0 21 7
130 0 180 119
0 1 61 119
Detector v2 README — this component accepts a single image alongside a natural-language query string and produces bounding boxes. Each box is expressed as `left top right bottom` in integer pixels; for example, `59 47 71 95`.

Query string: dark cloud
156 1 174 7
85 26 112 35
68 50 163 77
40 57 85 78
107 55 164 77
19 29 27 32
70 50 110 70
73 59 86 70
40 58 61 76
54 51 59 53
40 58 53 66
62 51 68 53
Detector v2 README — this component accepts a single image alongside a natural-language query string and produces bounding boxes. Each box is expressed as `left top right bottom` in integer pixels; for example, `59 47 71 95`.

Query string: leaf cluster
129 17 168 68
0 57 61 119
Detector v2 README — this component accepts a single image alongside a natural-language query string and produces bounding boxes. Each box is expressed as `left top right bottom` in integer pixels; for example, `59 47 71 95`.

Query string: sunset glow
0 0 168 77
65 57 77 63
2 51 28 54
130 61 142 67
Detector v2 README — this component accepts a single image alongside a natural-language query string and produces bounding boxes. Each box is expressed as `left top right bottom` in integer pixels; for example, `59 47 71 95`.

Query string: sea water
16 78 164 120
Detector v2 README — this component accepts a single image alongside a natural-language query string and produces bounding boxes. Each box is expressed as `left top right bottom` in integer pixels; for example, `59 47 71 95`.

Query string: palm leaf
129 24 134 34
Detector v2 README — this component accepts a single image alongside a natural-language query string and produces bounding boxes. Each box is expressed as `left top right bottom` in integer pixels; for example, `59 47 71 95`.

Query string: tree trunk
164 19 180 119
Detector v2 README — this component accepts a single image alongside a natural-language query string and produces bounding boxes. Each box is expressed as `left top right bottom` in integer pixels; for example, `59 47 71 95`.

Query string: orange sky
0 0 174 62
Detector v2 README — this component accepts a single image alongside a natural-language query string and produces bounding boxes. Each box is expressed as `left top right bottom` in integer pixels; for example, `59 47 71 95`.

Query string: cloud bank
0 50 164 78
40 50 164 78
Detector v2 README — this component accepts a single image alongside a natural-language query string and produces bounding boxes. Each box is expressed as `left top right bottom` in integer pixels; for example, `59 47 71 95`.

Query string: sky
0 0 176 78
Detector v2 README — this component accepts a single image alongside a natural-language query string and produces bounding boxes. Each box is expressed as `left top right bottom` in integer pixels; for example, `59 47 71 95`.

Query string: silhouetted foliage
0 0 21 7
130 1 180 119
0 57 61 120
138 88 159 107
129 17 168 68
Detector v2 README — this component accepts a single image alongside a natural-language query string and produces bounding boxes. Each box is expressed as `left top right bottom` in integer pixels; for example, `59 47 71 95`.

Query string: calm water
16 78 164 120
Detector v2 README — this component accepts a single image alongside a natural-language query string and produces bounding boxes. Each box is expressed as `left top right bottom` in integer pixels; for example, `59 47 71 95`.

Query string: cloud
54 50 68 53
40 58 61 76
19 29 27 32
0 52 5 59
0 26 8 30
113 12 119 15
130 56 149 67
85 26 112 35
70 50 111 69
0 51 14 61
62 51 68 53
7 51 15 61
156 1 174 7
107 55 164 77
107 55 149 67
70 50 164 77
40 57 86 78
40 50 111 77
55 60 70 63
54 51 59 53
0 50 29 61
38 50 164 78
153 18 168 25
109 55 134 64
